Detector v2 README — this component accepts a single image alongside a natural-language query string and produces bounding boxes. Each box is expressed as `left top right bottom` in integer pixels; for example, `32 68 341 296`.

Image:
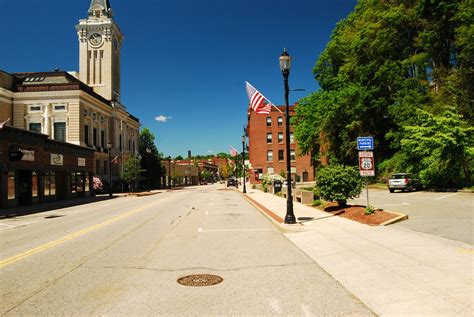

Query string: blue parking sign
357 137 374 150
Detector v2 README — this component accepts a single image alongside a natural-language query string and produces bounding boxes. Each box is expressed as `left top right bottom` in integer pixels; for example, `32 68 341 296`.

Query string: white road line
376 203 410 207
198 228 276 232
435 193 459 200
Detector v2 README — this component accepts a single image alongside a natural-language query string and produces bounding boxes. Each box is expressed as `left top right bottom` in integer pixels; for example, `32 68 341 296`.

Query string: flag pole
245 81 283 114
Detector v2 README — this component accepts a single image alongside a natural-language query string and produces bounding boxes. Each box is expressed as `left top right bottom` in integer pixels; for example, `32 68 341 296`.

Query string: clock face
89 33 103 46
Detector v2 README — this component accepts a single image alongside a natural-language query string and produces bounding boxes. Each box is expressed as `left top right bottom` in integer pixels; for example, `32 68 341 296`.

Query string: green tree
293 0 473 188
121 155 143 192
139 128 164 189
398 109 473 188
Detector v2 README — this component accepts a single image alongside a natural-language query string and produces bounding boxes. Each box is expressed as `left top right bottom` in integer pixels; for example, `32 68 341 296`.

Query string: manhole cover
177 274 223 287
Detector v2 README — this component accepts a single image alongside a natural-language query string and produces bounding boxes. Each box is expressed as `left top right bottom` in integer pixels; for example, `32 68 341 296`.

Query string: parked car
388 173 422 193
226 177 237 187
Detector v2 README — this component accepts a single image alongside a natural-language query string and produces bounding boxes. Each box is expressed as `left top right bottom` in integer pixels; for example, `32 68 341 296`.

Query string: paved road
0 185 373 316
349 189 473 244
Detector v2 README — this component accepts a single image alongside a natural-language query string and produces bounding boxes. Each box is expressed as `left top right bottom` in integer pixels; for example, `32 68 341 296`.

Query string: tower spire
88 0 112 18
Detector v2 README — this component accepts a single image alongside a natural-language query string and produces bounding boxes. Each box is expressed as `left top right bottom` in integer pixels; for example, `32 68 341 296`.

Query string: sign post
357 137 375 208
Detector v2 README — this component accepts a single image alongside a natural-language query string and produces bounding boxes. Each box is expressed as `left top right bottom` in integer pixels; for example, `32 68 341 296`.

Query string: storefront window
45 172 56 196
76 172 85 193
85 173 90 192
8 172 15 200
32 172 38 197
71 173 77 193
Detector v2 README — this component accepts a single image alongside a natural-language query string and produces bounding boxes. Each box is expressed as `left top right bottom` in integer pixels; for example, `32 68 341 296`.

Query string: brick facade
247 105 314 184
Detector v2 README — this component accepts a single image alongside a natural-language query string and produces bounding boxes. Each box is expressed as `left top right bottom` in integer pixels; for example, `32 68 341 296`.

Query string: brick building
247 105 314 184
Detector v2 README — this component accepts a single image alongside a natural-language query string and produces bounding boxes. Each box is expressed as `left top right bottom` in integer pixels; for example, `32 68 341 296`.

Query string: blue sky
0 0 357 157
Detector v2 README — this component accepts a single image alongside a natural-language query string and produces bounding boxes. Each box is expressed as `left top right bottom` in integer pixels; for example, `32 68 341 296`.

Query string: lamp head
279 48 291 72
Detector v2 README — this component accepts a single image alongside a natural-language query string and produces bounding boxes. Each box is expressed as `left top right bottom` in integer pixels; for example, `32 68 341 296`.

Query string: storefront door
18 170 32 206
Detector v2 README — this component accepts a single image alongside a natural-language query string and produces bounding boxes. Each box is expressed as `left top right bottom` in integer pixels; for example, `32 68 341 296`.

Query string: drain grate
177 274 223 287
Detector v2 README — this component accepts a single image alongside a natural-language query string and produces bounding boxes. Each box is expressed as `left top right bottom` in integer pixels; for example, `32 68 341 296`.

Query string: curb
379 210 409 226
239 191 305 233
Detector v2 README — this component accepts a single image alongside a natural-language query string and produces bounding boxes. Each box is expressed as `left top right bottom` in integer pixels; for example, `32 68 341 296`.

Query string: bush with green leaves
365 205 375 215
315 164 363 206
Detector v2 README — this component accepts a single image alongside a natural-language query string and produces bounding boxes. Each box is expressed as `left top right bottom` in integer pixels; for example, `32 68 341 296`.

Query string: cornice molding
0 87 13 98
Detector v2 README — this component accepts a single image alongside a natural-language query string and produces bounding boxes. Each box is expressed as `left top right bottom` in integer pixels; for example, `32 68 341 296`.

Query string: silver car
388 173 422 193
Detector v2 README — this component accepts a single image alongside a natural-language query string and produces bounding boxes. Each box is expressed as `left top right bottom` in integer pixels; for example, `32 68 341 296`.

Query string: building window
96 160 100 175
278 150 284 161
266 133 272 144
119 134 122 152
71 173 76 194
267 167 274 175
101 130 105 148
278 117 283 126
290 132 294 144
8 172 15 200
267 150 273 162
54 122 66 142
85 173 90 192
93 128 98 147
84 125 89 145
266 117 272 127
54 104 67 111
76 172 85 193
32 172 38 198
29 123 41 133
29 105 42 112
290 149 296 161
278 132 283 143
45 172 56 196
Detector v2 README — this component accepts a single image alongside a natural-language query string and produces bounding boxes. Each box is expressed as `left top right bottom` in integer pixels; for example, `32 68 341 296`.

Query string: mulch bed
317 202 399 226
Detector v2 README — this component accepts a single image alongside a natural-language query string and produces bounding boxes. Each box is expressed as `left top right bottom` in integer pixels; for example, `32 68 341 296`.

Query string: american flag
229 145 239 157
111 155 119 164
245 81 272 114
0 118 10 130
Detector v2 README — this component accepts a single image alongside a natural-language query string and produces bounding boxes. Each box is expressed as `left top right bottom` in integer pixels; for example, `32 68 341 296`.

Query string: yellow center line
0 201 158 269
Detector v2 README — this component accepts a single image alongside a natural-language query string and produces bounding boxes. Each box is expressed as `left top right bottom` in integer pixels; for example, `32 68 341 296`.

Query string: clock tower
76 0 123 102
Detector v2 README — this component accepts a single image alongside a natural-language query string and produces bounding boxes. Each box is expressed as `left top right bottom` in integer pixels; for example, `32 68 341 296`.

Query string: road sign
359 151 375 176
357 136 374 151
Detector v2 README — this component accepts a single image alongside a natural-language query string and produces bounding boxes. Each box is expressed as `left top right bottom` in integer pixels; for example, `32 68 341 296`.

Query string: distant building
247 105 314 184
0 0 140 209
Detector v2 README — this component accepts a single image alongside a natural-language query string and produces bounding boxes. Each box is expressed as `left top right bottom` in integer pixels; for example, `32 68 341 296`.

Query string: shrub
364 205 375 215
312 199 322 206
315 164 363 206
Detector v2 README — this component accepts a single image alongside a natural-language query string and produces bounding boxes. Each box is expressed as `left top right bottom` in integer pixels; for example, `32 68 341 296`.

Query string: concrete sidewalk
239 184 473 316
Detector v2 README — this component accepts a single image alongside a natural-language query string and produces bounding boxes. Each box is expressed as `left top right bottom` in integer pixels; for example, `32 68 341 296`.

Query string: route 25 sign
358 151 375 177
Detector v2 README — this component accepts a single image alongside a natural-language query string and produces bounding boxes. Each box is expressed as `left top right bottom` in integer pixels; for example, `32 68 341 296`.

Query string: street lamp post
279 48 296 224
107 142 113 197
167 156 172 189
242 135 247 194
146 148 151 191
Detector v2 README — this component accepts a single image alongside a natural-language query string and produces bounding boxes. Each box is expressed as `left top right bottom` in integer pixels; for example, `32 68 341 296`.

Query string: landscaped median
312 201 408 226
250 184 408 226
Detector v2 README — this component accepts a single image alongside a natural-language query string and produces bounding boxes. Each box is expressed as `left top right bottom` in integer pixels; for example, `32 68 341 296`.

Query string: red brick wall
247 105 314 184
